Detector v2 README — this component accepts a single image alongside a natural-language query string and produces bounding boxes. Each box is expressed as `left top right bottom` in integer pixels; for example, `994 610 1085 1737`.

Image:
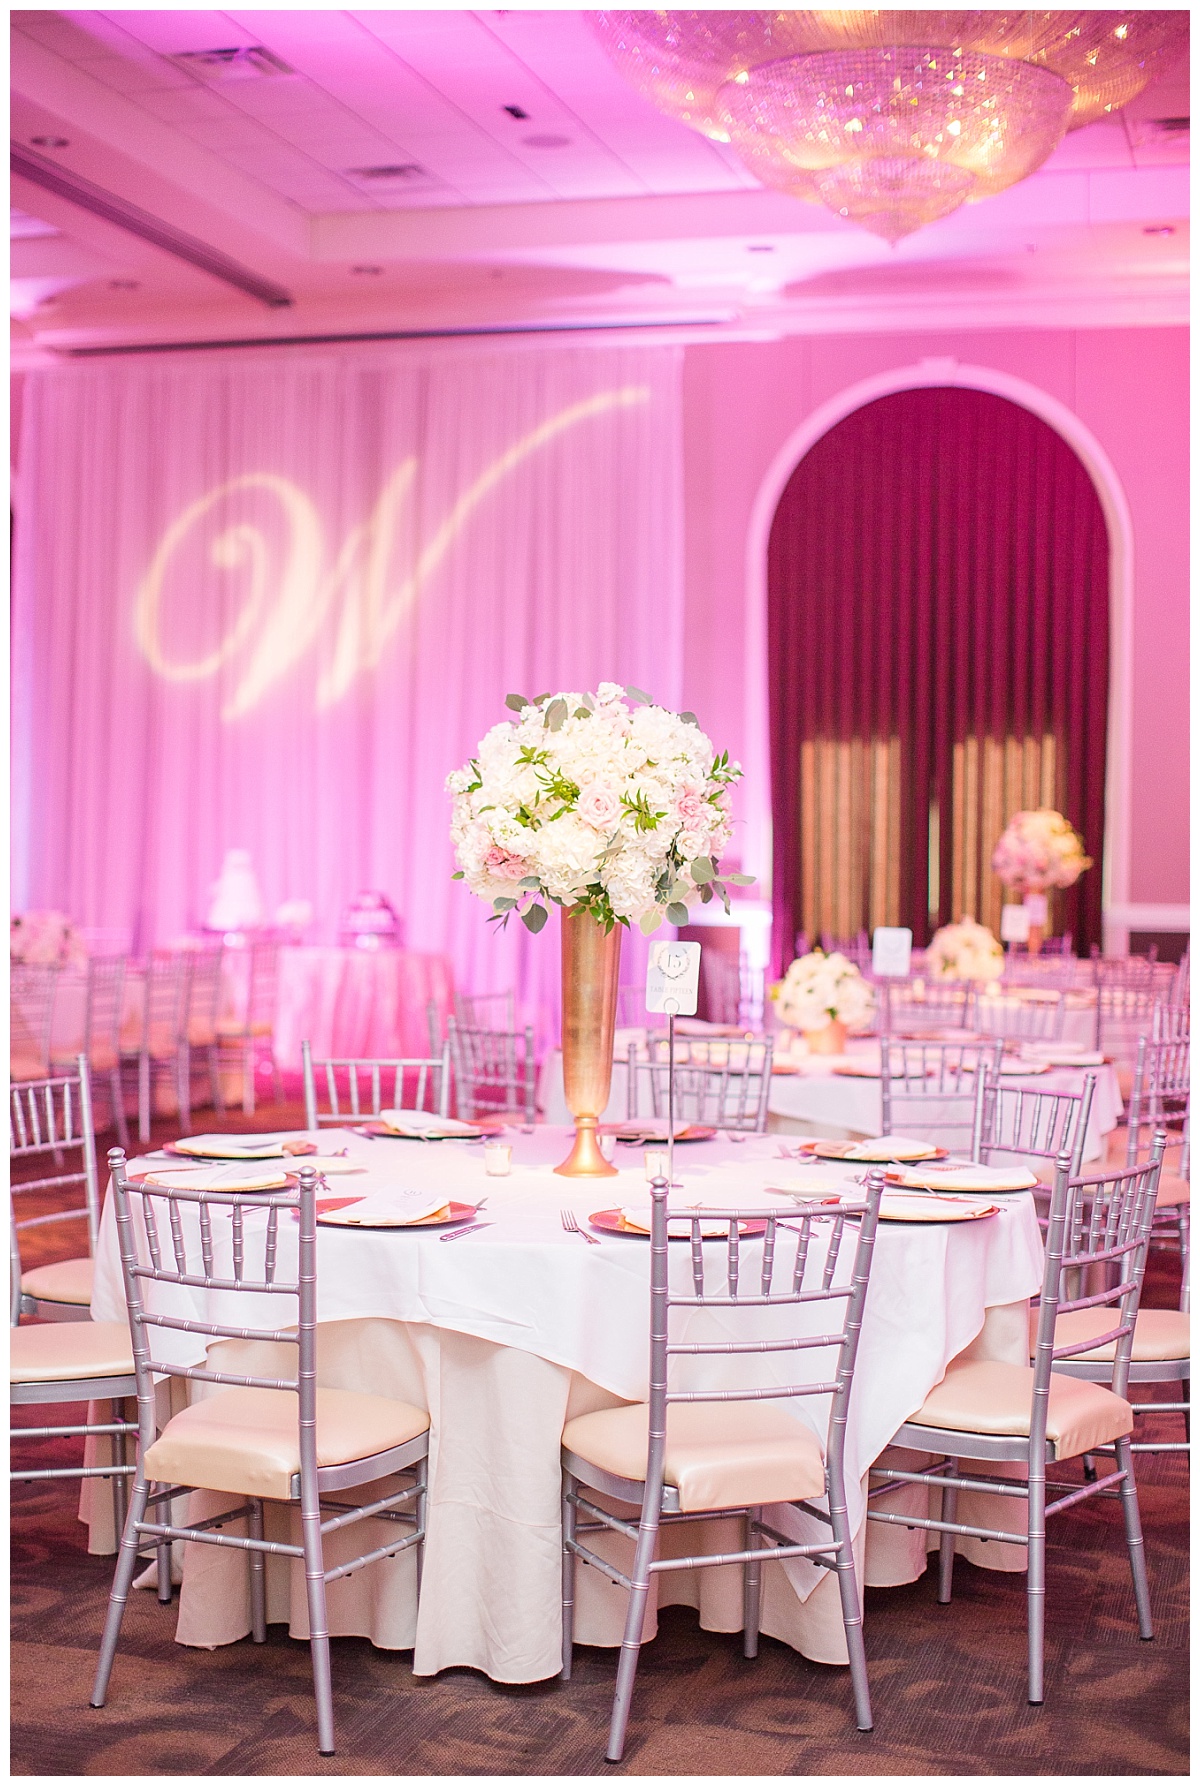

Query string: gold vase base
554 1119 618 1178
804 1020 848 1057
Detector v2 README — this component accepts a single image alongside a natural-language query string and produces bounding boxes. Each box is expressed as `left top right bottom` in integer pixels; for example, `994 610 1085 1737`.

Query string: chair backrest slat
9 1057 101 1261
978 1074 1096 1175
630 1037 774 1133
446 1018 536 1123
301 1040 451 1127
880 1038 1002 1149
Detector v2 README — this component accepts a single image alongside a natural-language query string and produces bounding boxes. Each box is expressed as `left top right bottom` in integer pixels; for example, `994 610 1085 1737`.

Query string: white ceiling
10 9 1191 357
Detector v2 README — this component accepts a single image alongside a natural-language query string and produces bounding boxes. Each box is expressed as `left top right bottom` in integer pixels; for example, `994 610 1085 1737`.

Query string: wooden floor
11 1102 1190 1776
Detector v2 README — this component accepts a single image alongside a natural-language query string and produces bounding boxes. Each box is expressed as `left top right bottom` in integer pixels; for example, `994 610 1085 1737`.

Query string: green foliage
505 693 529 712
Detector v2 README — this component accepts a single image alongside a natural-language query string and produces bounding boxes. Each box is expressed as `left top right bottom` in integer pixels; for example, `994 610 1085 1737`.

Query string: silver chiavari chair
51 955 128 1149
867 1137 1166 1705
10 1056 102 1322
878 978 977 1036
973 987 1067 1044
879 1038 1003 1152
301 1038 450 1129
10 961 61 1082
700 949 743 1025
91 1156 430 1757
216 939 283 1114
446 1017 536 1124
976 1073 1097 1189
1094 983 1159 1070
629 1036 774 1132
1124 1030 1190 1313
120 950 193 1145
561 1169 886 1763
181 943 226 1122
820 931 873 970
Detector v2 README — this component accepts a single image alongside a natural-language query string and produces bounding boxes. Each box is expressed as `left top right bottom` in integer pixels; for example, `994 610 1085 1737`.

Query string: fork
561 1208 600 1245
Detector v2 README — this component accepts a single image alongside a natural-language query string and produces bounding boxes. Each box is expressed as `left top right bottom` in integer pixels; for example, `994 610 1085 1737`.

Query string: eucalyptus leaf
573 706 592 720
727 872 756 886
517 876 542 890
504 693 529 712
451 870 464 880
700 885 713 903
639 910 663 936
546 698 568 731
690 856 714 884
532 693 551 706
492 896 518 912
679 711 698 726
521 903 549 934
625 685 652 706
666 902 690 926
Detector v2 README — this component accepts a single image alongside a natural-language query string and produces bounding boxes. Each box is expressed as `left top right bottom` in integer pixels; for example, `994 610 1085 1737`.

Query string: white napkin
844 1135 940 1162
171 1133 294 1159
890 1163 1038 1193
376 1109 481 1138
316 1190 460 1226
618 1205 731 1237
145 1163 291 1192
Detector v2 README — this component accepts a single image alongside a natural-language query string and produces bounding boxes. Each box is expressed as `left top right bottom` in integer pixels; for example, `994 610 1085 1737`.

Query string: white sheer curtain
12 340 684 1028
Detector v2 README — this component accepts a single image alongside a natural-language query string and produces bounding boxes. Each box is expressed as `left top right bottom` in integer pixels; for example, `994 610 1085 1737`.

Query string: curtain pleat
11 342 684 1034
768 387 1109 966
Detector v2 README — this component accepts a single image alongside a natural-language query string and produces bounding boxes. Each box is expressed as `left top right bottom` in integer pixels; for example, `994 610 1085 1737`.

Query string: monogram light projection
134 386 649 718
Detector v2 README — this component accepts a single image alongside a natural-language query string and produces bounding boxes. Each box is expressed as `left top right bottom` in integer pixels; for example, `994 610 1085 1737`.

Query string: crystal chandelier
593 12 1189 240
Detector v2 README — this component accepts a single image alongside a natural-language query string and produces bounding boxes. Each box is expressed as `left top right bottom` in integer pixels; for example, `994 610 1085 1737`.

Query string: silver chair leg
111 1401 128 1537
560 1474 577 1681
414 1457 427 1603
248 1498 267 1642
109 1066 130 1151
606 1515 660 1764
155 1489 173 1604
207 1045 225 1116
1114 1435 1153 1640
91 1476 151 1707
742 1508 762 1660
938 1463 958 1604
177 1043 192 1134
138 1051 151 1146
829 1495 873 1732
300 1500 335 1754
1178 1206 1190 1314
1026 1467 1046 1703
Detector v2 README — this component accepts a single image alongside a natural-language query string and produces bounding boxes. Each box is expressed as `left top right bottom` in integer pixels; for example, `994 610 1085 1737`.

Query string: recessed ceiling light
523 133 571 149
503 104 530 120
747 244 775 253
347 164 426 181
31 136 69 149
109 279 139 290
169 46 294 81
351 265 383 275
1142 225 1176 236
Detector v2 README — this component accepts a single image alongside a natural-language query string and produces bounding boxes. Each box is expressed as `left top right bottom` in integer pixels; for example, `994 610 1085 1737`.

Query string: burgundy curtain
768 387 1109 966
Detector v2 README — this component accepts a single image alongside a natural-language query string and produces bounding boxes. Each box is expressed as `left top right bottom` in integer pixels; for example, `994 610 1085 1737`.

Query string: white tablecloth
89 1127 1043 1679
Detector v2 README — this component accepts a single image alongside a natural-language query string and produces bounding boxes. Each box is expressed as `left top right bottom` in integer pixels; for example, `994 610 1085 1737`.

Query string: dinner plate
316 1199 478 1230
609 1124 717 1144
132 1166 299 1193
589 1208 768 1239
887 1163 1039 1194
359 1118 486 1141
873 1193 1001 1223
165 1135 317 1160
804 1138 947 1163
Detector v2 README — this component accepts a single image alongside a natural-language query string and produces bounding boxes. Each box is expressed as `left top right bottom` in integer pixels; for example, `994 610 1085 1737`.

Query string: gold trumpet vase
804 1018 848 1056
555 906 622 1178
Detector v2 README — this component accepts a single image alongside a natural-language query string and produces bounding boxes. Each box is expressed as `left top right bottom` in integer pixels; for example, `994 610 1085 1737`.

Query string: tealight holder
484 1143 513 1177
644 1149 668 1182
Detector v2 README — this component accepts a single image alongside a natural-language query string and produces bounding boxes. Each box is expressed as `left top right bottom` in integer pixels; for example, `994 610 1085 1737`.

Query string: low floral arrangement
926 916 1004 983
447 683 752 933
771 949 876 1032
10 910 87 968
991 809 1092 892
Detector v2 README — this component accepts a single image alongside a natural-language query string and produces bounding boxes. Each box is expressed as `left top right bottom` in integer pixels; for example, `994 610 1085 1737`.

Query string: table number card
1000 904 1032 943
871 927 912 978
645 940 700 1016
1022 892 1049 926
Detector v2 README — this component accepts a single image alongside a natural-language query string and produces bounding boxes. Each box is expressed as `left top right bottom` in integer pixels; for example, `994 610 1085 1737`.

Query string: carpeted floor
11 1103 1190 1776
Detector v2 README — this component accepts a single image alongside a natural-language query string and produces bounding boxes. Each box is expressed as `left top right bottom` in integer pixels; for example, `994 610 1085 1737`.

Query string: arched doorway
767 385 1110 960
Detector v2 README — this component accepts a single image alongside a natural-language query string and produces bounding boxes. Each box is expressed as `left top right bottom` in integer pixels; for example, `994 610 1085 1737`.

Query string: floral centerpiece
447 683 752 1174
926 916 1004 984
10 910 87 969
447 683 751 935
992 810 1092 892
772 949 875 1053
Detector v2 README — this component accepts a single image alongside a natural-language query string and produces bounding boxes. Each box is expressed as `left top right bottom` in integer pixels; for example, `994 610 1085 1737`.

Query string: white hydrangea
773 950 876 1032
446 686 748 931
926 917 1004 983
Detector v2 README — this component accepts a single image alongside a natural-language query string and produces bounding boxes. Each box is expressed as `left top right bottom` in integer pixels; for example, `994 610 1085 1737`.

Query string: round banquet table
87 1127 1044 1681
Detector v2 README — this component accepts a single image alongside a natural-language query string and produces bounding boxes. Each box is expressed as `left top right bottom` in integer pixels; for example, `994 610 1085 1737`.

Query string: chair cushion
906 1359 1133 1460
1033 1306 1190 1364
215 1020 274 1039
143 1384 429 1499
10 1320 134 1384
561 1400 826 1513
21 1256 95 1305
